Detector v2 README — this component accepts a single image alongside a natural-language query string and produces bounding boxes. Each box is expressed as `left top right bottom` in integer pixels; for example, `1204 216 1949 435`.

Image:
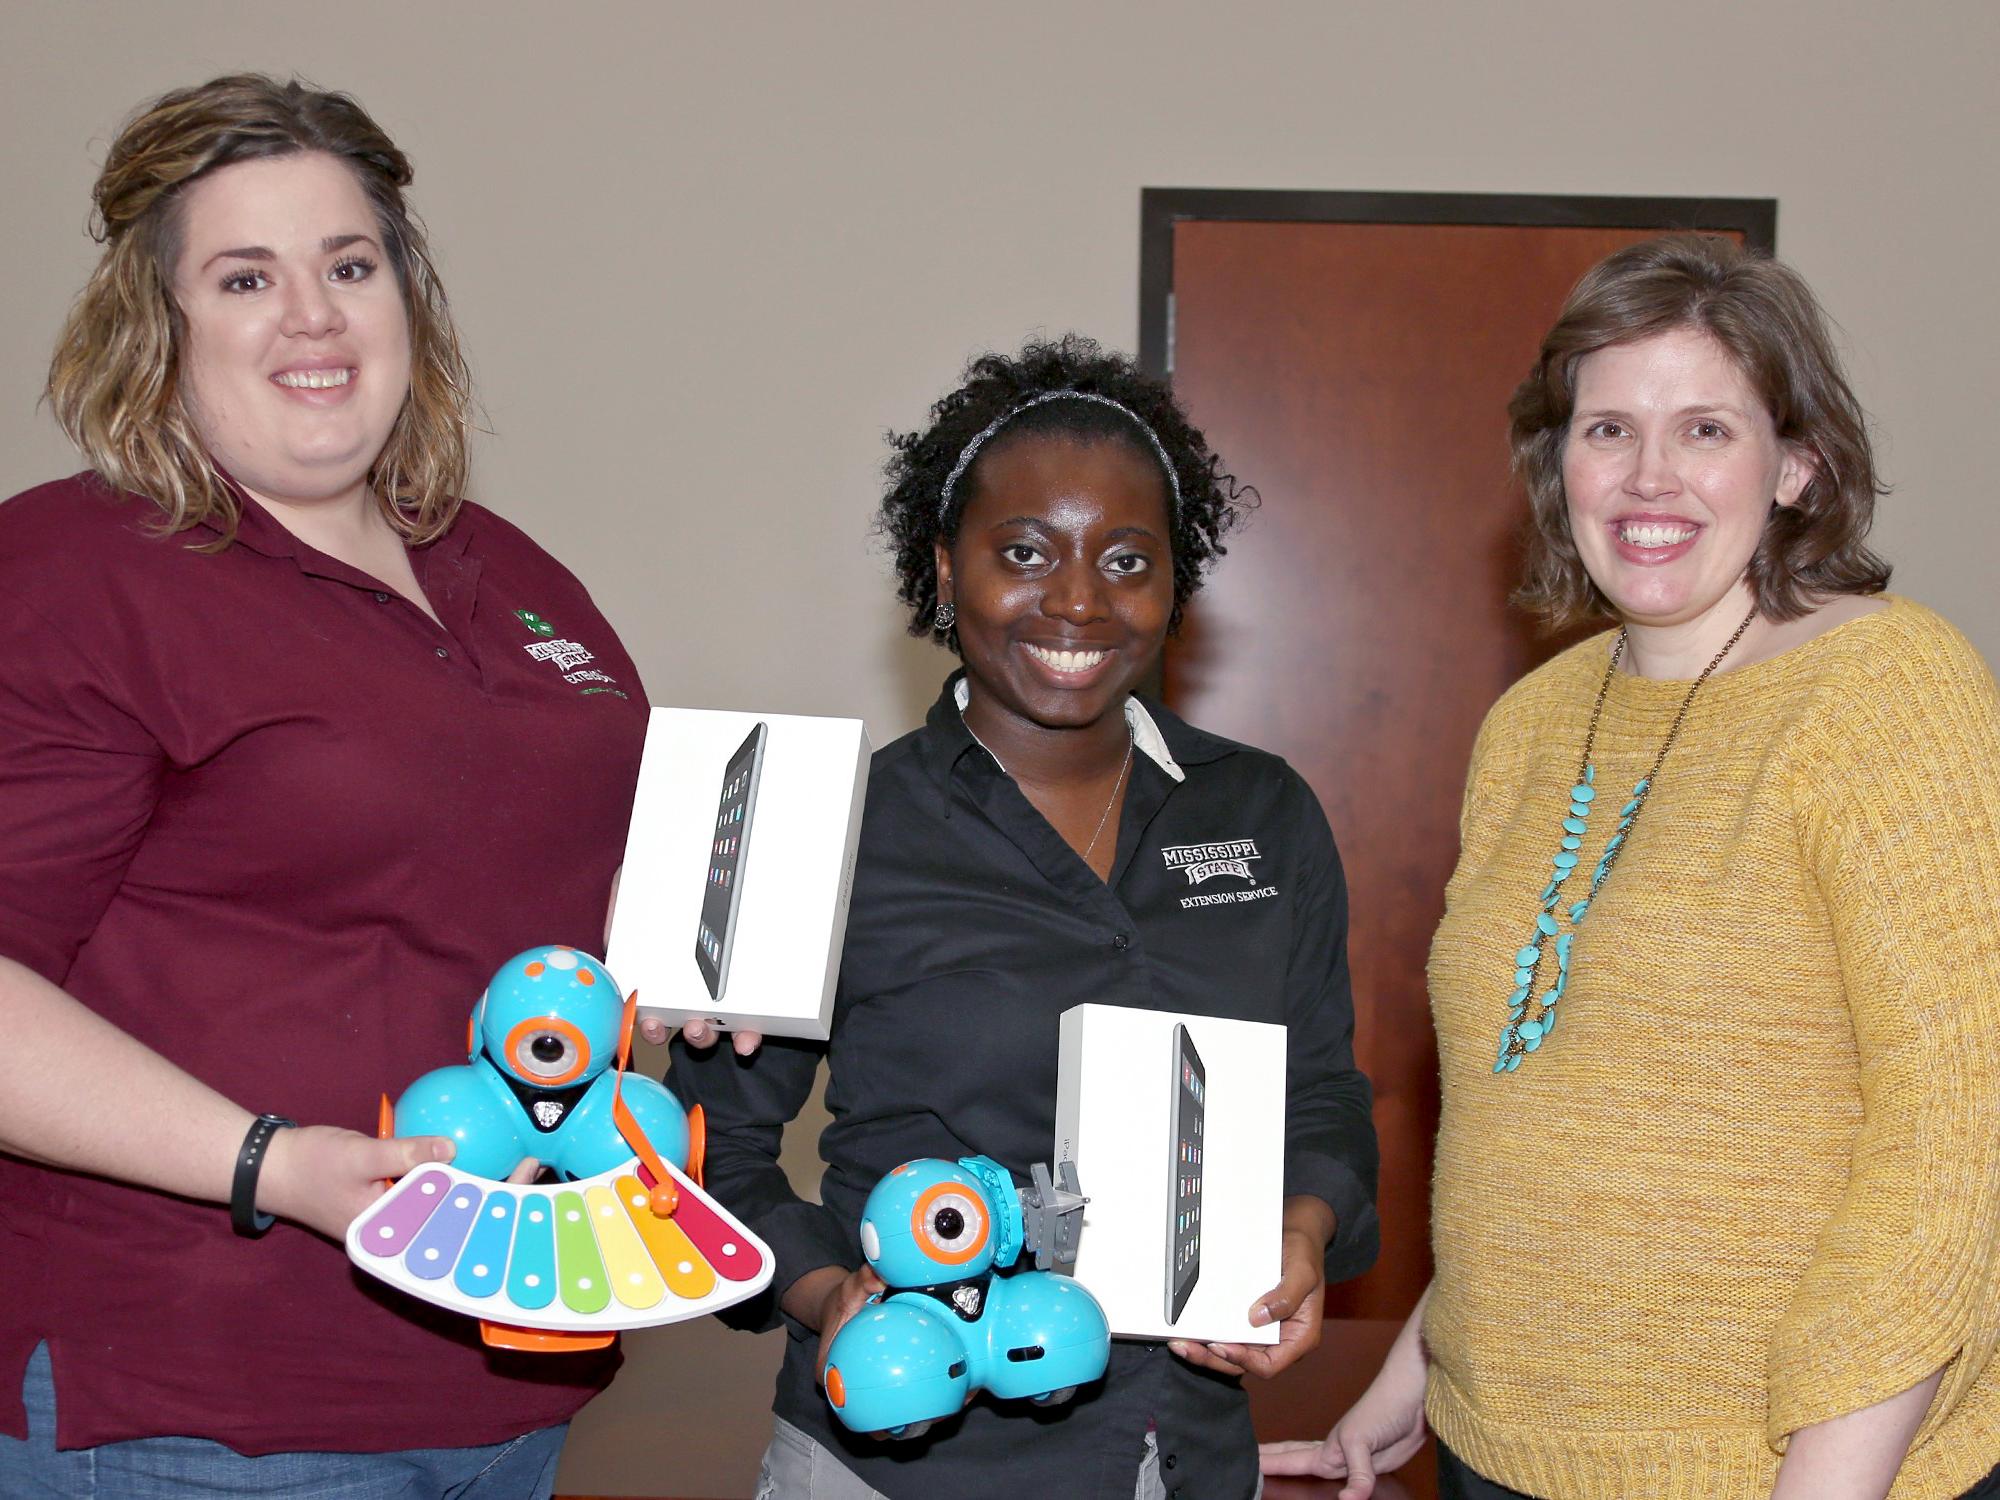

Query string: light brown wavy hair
46 74 471 545
1509 234 1889 629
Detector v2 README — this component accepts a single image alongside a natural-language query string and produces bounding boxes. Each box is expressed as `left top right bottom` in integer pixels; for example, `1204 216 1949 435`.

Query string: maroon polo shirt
0 474 649 1453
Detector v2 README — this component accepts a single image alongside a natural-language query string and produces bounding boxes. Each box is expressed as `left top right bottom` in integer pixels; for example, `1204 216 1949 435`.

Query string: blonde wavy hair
46 74 472 545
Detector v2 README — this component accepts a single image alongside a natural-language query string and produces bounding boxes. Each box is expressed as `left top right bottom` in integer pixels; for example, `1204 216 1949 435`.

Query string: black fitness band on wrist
230 1113 296 1237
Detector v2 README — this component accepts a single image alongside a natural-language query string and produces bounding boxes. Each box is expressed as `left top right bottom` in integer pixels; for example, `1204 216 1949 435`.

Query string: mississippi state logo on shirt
514 608 628 698
1163 840 1261 886
1163 839 1280 910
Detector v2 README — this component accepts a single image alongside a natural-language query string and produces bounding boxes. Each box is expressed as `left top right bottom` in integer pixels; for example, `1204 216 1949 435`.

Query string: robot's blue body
393 946 690 1182
823 1156 1110 1437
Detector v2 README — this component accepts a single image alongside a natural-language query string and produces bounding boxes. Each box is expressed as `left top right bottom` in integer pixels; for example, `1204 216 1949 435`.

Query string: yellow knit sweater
1424 597 2000 1499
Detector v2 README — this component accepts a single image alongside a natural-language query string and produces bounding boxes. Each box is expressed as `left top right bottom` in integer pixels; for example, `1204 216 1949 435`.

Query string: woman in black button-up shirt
673 336 1379 1500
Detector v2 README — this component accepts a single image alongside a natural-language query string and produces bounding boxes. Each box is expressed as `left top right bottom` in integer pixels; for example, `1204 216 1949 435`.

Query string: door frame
1139 188 1778 379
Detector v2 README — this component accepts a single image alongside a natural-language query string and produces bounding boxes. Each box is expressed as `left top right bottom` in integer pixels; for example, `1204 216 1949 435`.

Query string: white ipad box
1054 1004 1285 1345
606 708 869 1041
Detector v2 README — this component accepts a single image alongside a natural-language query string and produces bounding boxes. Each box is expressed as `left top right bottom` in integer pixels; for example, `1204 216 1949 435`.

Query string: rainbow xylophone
346 1154 772 1334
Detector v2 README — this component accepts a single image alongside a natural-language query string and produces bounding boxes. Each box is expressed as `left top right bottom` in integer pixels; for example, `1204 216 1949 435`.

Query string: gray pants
754 1416 1261 1500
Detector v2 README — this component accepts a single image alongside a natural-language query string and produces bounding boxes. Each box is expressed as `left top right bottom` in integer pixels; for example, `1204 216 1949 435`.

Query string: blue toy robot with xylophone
393 945 690 1188
351 945 776 1353
822 1155 1109 1438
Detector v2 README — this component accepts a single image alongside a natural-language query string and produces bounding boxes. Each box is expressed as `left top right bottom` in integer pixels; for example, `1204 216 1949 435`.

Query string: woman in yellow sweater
1263 235 2000 1499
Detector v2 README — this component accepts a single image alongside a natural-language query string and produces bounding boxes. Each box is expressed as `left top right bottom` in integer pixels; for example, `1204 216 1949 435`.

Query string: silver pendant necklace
1082 737 1135 866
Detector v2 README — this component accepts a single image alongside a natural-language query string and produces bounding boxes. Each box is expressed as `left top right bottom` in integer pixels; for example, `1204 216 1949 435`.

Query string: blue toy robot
822 1155 1109 1438
393 946 690 1185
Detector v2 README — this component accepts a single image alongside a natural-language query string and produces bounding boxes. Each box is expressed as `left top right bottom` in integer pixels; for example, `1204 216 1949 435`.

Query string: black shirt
669 675 1379 1500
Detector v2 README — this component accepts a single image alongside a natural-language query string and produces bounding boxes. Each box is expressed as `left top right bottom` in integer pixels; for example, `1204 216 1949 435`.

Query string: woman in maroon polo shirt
0 74 702 1496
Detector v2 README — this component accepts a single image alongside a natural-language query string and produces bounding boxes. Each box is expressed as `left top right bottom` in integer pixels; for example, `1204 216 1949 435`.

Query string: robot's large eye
915 1189 985 1260
512 1026 583 1082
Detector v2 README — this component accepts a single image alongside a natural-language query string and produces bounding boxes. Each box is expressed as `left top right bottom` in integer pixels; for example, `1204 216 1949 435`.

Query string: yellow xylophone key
613 1174 718 1300
584 1183 667 1311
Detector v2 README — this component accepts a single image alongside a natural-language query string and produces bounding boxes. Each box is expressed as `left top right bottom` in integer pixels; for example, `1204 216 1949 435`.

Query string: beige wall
4 2 1994 1494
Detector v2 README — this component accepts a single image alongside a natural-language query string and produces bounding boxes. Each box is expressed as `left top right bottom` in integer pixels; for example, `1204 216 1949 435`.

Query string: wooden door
1148 197 1768 1328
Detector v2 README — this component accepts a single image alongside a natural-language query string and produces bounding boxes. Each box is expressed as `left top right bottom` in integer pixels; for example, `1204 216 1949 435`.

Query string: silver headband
936 390 1183 523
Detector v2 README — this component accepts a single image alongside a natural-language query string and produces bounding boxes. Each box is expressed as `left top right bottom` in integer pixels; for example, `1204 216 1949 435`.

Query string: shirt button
1111 933 1130 951
1162 1453 1177 1470
372 591 390 603
434 646 450 660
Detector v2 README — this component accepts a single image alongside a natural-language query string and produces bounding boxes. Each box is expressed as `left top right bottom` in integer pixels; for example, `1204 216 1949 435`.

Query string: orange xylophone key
613 1175 717 1299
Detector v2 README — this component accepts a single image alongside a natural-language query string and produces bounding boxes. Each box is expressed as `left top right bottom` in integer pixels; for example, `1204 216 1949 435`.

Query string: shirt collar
195 478 474 579
194 482 302 560
952 675 1185 782
917 669 1238 805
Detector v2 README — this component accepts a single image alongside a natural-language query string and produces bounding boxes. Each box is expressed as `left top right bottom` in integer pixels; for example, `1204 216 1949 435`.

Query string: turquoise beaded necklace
1494 606 1758 1073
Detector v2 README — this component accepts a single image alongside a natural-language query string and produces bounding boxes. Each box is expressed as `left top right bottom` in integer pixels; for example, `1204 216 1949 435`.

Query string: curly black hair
878 334 1253 646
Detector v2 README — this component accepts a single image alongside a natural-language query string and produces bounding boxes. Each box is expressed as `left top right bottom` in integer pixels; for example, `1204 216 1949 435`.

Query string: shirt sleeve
1277 769 1382 1284
0 593 164 983
667 1031 857 1334
1765 618 2000 1448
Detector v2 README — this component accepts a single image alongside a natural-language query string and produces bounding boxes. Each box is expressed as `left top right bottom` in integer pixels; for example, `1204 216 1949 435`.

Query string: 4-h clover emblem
515 609 556 637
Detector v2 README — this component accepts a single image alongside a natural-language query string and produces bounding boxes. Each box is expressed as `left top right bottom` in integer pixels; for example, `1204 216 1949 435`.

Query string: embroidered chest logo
1163 839 1280 910
1162 841 1261 886
514 609 627 698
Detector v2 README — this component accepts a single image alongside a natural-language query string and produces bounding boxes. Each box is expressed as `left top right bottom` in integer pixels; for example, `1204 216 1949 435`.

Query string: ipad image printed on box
1165 1022 1205 1324
694 723 766 1001
607 708 869 1041
1055 1004 1284 1345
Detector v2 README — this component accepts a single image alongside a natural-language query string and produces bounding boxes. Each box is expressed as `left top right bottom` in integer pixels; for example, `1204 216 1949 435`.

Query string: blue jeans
0 1343 567 1499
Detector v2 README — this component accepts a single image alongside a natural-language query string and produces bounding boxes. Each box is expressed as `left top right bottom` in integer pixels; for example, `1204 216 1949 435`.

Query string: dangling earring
933 601 956 631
